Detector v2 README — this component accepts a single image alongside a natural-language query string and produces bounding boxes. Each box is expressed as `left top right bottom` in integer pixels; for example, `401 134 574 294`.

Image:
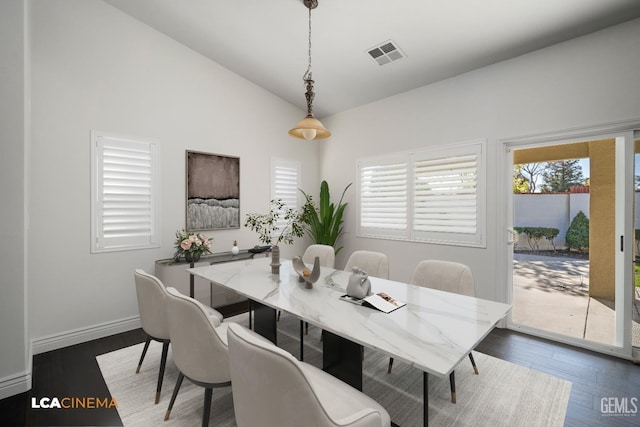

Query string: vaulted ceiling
104 0 640 118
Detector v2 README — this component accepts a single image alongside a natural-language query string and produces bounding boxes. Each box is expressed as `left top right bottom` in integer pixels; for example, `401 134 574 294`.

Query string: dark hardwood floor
1 302 638 427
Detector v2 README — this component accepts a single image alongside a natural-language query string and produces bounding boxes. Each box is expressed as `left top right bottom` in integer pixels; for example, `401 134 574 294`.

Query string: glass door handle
507 228 518 244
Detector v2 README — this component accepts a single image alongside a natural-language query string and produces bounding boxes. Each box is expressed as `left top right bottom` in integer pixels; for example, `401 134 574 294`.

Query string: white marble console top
188 257 511 377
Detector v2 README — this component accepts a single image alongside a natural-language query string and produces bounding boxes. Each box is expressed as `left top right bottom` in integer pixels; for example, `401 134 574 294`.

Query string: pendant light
288 0 331 140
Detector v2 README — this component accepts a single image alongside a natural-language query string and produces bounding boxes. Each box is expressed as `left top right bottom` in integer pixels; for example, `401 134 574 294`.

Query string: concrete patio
512 253 640 347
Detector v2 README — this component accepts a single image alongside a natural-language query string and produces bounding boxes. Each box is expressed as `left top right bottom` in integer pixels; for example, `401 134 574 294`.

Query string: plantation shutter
357 140 485 247
271 158 300 232
92 132 159 252
358 159 408 238
411 143 484 246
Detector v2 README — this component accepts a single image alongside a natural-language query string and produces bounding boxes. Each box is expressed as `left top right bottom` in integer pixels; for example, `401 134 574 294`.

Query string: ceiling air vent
367 40 406 66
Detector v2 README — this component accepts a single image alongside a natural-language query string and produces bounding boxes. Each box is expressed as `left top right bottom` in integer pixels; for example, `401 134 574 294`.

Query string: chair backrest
409 260 475 297
165 287 230 384
228 323 385 427
302 244 335 269
344 251 389 279
134 269 170 340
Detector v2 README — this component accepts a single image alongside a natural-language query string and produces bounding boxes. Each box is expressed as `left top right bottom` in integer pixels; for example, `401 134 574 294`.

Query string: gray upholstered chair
387 260 478 403
163 287 231 427
227 323 391 427
344 250 389 279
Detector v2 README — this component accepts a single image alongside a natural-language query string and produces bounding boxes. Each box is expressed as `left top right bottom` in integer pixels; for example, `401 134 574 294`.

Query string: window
271 158 301 231
358 158 408 239
91 131 160 253
357 140 486 247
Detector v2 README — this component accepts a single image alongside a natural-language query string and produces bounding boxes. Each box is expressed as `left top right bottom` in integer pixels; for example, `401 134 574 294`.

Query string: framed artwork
186 150 240 231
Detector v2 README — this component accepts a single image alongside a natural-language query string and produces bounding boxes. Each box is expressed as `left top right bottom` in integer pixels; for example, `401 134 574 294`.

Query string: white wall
321 18 640 301
28 0 318 353
0 0 31 399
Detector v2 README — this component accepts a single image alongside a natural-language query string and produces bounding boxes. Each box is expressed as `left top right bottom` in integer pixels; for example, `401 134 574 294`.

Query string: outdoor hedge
514 226 560 251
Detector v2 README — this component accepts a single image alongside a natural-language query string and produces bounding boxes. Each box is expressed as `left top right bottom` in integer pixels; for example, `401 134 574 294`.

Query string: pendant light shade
289 114 331 140
289 0 330 141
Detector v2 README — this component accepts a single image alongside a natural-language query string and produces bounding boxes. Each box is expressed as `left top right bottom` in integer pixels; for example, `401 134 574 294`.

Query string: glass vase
184 252 201 263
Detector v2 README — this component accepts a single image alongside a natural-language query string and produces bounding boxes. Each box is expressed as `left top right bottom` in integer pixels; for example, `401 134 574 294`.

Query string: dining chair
163 287 231 427
134 270 225 403
387 260 478 403
227 323 391 427
134 270 176 404
344 250 389 279
278 244 336 334
302 244 336 269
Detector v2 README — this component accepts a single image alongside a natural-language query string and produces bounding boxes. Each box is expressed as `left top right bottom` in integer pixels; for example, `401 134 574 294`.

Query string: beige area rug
97 313 571 427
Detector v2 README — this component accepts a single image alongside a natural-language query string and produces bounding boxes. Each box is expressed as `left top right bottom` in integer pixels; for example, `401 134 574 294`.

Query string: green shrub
566 211 589 252
513 226 559 252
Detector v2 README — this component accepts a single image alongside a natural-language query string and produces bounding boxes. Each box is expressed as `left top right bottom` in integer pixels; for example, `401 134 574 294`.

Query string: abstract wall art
186 151 240 231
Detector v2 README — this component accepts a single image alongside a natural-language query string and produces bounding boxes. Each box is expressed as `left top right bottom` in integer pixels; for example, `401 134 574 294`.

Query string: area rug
97 313 571 427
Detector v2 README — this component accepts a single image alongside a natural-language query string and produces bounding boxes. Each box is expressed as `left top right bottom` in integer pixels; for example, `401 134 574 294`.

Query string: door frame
497 119 640 360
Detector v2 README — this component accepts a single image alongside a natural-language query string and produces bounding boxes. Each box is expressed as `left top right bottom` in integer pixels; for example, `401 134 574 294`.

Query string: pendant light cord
303 5 312 82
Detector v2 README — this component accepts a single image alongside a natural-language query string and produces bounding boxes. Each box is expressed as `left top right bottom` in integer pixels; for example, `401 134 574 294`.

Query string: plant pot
184 252 201 263
270 246 281 274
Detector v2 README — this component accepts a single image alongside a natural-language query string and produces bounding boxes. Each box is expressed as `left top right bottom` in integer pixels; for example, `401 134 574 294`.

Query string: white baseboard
0 370 32 400
32 315 141 355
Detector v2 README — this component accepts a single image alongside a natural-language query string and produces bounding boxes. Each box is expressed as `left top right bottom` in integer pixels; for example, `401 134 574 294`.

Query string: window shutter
271 158 300 232
413 153 478 234
358 160 408 238
92 132 159 252
357 140 485 247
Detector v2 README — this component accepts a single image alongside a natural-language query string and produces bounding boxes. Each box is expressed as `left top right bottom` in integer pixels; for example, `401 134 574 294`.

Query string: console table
155 249 263 308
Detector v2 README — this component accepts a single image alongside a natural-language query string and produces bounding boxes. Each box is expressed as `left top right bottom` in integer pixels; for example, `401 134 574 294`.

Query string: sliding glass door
503 128 637 358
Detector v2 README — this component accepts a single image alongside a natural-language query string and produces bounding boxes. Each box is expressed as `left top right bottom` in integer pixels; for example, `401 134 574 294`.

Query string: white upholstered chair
164 287 231 427
344 251 389 279
302 244 335 269
387 260 478 403
227 323 391 427
134 270 174 404
278 244 336 329
303 244 335 333
134 271 224 404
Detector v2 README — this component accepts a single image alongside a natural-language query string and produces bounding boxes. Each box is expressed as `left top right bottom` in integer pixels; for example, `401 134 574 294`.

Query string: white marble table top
188 257 511 378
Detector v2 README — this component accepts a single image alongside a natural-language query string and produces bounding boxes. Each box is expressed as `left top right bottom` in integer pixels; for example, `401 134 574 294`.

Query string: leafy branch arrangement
244 199 305 246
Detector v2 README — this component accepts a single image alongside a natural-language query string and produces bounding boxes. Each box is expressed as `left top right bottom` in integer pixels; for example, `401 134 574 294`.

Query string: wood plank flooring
1 302 638 426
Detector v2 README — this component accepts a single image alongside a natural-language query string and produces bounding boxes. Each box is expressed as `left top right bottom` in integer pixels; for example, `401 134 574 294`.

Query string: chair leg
202 388 213 427
449 370 456 403
164 372 184 421
387 357 394 374
155 342 169 404
468 352 479 374
136 336 151 373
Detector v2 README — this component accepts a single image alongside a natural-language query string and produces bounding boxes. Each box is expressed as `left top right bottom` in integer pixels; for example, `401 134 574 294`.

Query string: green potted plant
173 228 213 262
244 199 305 273
300 180 351 255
